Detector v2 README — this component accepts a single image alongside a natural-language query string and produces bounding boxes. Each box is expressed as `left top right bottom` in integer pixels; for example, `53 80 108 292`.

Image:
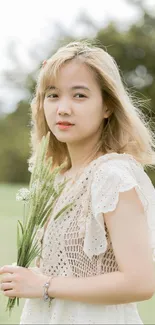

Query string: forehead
43 60 99 92
57 60 91 76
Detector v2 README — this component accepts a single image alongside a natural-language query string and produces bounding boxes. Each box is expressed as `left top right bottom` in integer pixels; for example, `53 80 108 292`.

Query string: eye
47 93 58 98
74 93 87 98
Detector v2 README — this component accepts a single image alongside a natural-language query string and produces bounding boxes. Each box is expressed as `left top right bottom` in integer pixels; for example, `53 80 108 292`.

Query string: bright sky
0 0 154 113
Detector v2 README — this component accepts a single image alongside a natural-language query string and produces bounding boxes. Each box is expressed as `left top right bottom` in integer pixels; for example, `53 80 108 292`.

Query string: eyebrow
45 85 90 92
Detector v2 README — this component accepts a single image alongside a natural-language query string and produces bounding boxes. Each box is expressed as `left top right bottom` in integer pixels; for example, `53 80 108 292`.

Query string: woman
1 40 155 324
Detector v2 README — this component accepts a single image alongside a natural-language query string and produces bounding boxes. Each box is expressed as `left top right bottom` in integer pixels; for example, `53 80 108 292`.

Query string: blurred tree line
0 0 155 184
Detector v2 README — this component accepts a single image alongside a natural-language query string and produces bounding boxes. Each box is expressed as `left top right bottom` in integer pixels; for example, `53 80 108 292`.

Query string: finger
0 265 19 274
1 282 13 291
3 289 15 297
1 275 14 283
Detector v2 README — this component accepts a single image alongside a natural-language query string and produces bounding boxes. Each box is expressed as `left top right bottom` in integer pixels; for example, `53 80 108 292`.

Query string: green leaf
53 201 75 221
17 220 24 249
17 223 20 249
18 220 24 234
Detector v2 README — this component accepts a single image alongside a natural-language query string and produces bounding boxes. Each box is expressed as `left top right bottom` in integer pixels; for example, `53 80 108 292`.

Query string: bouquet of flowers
6 132 74 313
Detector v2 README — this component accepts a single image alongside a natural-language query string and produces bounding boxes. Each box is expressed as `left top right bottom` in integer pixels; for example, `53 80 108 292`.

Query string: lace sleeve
83 156 155 261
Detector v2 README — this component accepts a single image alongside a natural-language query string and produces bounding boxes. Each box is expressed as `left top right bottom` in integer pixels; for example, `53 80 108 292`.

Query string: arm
48 189 155 305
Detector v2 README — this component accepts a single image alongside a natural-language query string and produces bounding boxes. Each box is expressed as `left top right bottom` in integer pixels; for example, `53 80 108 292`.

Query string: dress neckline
57 153 106 182
56 151 142 185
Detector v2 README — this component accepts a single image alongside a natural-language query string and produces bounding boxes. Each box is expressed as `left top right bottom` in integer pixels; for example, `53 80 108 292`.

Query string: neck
66 142 103 175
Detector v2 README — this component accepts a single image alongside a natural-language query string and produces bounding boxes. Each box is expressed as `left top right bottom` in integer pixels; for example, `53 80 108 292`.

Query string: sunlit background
0 0 155 323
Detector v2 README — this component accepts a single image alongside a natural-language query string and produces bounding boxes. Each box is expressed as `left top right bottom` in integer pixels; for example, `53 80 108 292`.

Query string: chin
53 130 80 144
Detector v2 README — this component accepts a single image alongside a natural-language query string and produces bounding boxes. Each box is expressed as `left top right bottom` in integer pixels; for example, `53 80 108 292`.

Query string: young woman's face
43 60 107 145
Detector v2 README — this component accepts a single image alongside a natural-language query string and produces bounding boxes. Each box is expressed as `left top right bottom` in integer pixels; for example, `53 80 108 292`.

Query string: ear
103 105 111 119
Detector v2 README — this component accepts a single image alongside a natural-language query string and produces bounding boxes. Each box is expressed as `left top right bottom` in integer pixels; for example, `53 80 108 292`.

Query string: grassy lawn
0 183 155 324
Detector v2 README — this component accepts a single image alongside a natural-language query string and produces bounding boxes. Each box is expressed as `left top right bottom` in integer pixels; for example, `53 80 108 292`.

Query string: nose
57 98 72 115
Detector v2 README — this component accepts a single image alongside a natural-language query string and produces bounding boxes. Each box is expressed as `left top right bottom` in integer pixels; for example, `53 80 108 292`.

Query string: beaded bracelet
43 277 54 304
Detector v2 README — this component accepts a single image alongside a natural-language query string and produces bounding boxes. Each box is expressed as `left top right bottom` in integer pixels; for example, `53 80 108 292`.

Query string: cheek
43 110 56 134
44 102 55 122
84 109 103 132
85 105 103 123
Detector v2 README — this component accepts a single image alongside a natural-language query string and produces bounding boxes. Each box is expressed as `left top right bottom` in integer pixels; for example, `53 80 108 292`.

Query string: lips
57 122 74 126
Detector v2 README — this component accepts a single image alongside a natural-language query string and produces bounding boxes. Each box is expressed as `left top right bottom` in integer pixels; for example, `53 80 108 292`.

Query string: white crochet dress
20 153 155 324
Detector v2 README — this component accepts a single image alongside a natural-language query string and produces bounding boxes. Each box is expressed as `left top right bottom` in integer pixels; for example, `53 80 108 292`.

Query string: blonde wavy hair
28 39 155 174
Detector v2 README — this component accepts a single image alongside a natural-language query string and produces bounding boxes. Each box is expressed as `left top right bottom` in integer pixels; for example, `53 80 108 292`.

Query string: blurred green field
0 183 155 324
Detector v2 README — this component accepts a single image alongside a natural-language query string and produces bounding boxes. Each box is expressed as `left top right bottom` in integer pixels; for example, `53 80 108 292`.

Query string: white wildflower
31 181 38 192
16 188 31 202
31 179 43 193
12 262 17 266
27 155 36 173
28 163 34 173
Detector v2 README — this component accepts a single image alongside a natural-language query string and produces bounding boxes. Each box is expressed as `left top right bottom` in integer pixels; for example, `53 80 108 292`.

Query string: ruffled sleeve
83 154 155 261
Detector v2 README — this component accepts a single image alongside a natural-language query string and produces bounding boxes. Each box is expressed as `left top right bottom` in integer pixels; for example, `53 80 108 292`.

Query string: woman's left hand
0 265 49 299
